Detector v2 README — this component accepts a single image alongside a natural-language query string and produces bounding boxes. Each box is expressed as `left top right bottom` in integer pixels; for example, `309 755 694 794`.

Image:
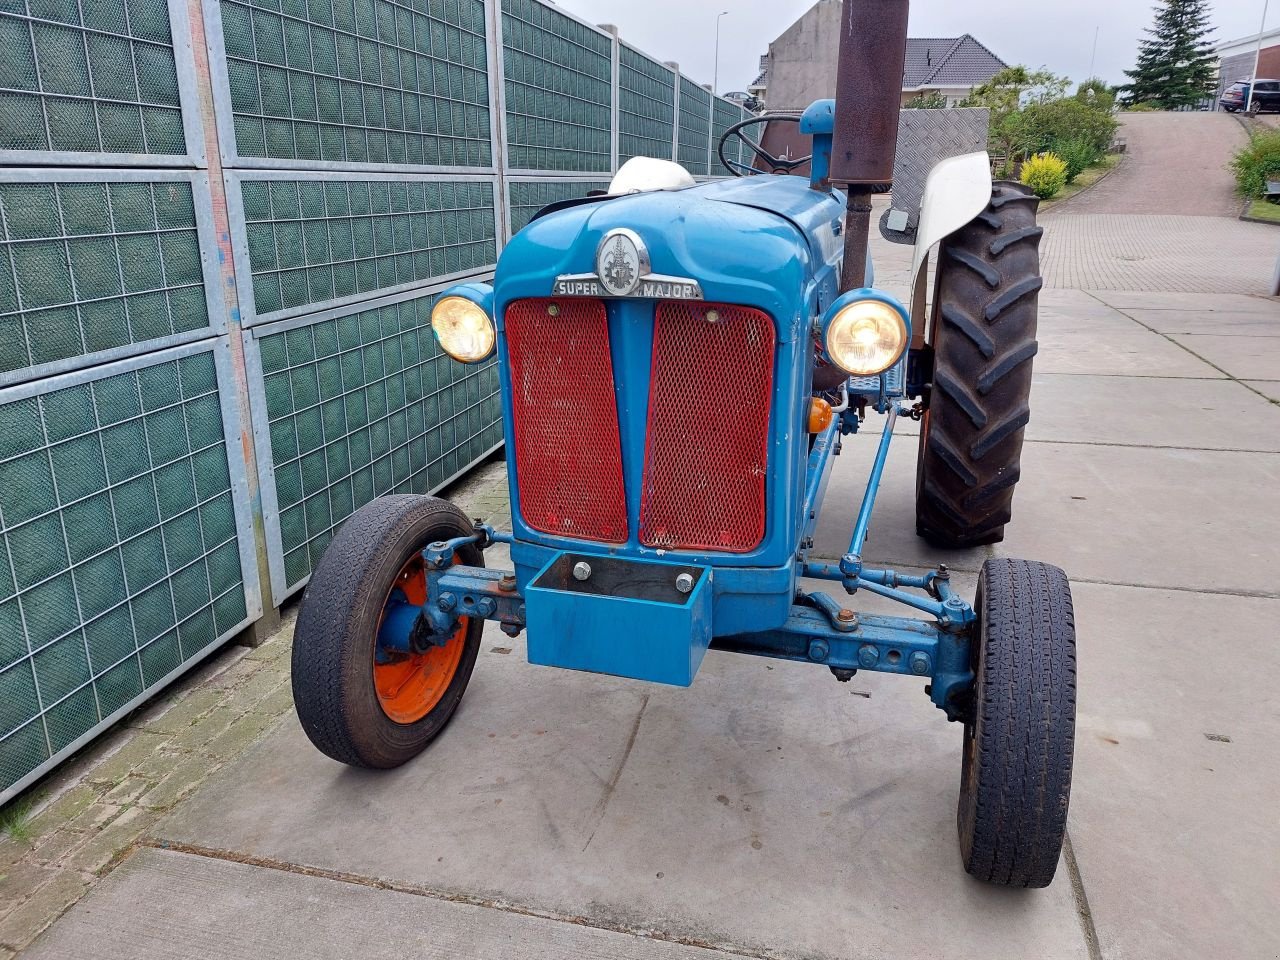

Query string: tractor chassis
379 405 978 722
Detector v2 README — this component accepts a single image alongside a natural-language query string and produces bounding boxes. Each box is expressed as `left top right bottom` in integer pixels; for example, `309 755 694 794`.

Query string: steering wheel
717 113 811 177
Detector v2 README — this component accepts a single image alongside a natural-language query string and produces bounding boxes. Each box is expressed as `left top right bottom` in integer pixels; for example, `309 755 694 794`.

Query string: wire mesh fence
0 0 752 802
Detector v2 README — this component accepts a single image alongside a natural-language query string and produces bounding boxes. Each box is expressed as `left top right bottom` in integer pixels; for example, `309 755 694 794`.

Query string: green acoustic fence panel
0 176 215 385
0 344 254 800
237 175 497 323
216 0 491 167
710 98 738 176
254 290 501 597
677 77 709 176
500 0 611 172
618 46 673 165
507 179 607 236
0 0 187 157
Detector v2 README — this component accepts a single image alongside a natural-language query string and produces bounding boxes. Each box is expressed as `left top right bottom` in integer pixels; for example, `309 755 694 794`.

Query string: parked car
1221 79 1280 113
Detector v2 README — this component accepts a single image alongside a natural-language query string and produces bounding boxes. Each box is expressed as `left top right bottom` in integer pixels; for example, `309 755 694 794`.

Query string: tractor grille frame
503 297 776 554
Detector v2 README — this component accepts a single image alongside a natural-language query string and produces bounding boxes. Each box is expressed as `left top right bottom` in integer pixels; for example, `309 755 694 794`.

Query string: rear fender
909 152 993 342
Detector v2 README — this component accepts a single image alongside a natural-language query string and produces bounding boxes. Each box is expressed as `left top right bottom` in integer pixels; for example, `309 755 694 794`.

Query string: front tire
291 495 484 769
958 558 1076 887
916 181 1043 548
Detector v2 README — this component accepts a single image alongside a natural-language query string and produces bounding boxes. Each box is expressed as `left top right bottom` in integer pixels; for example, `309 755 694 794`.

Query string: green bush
1020 152 1069 199
1018 98 1117 159
1124 102 1158 112
1230 129 1280 198
1052 136 1099 183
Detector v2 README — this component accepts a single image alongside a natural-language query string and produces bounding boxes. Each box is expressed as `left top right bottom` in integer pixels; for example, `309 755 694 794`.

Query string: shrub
1052 136 1099 183
1020 152 1069 199
1230 129 1280 198
1018 98 1117 159
1124 102 1158 112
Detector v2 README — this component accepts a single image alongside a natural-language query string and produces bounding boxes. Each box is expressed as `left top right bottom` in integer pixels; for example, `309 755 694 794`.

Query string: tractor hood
496 176 846 337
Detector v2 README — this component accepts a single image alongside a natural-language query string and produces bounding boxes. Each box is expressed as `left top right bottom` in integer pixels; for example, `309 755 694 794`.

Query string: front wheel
958 558 1076 887
291 495 484 769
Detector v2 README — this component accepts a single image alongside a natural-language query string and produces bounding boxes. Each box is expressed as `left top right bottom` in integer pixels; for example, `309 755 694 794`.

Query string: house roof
903 35 1007 88
749 54 769 90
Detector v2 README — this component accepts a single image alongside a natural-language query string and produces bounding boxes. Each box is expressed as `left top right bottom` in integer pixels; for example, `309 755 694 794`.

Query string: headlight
431 295 495 363
823 297 908 376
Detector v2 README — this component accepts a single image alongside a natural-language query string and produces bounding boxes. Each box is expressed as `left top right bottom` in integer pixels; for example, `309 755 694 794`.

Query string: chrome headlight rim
821 290 910 377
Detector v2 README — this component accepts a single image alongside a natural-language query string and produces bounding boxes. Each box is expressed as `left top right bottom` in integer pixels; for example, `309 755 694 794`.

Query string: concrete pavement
15 120 1280 960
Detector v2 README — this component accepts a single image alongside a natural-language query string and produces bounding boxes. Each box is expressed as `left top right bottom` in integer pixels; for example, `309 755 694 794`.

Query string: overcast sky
553 0 1274 94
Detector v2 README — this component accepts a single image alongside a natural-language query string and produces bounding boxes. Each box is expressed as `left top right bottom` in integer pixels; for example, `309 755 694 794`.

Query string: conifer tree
1121 0 1217 108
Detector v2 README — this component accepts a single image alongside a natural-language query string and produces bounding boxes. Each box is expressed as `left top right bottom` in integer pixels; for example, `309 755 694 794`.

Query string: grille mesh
218 0 491 166
0 179 209 380
676 77 709 175
501 0 612 172
618 47 674 165
257 291 501 594
507 179 609 235
0 0 186 156
640 302 774 553
240 177 496 321
505 297 626 543
0 348 248 795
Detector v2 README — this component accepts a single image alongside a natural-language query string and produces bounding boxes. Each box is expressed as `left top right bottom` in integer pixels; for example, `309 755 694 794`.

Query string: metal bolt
705 309 720 323
808 639 829 662
547 303 560 316
498 573 517 592
675 572 694 594
572 561 592 581
475 597 497 618
837 608 857 624
858 644 879 668
909 652 931 675
437 592 457 612
945 596 965 609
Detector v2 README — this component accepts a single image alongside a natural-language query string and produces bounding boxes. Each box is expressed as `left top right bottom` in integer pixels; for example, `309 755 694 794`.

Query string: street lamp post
1250 0 1272 107
713 10 729 95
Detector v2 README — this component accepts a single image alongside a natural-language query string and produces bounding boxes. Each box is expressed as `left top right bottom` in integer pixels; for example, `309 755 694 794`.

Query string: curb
1239 199 1280 225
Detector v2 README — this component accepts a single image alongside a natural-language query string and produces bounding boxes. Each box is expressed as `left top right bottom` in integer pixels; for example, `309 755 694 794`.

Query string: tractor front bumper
389 532 975 718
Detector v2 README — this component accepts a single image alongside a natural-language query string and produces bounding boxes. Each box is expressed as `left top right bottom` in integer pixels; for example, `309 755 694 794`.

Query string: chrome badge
552 228 703 300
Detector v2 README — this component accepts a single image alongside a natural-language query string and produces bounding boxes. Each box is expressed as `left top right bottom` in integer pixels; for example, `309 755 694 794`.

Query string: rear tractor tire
958 558 1076 887
291 495 484 769
916 181 1043 548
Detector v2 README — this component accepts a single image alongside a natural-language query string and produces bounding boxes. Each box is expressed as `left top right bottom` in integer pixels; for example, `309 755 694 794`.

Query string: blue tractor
291 0 1075 888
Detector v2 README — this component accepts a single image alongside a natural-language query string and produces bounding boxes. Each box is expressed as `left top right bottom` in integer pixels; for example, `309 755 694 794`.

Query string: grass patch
1244 198 1280 223
0 794 41 844
1040 153 1120 208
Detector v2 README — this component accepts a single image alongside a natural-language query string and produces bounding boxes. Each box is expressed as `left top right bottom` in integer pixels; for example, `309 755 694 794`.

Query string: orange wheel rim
374 554 468 724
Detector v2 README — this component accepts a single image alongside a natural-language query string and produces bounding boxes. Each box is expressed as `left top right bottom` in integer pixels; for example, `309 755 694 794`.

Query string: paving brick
0 837 29 873
232 668 289 711
204 656 263 691
138 755 224 811
0 860 56 907
200 711 281 762
256 680 295 718
59 803 124 835
27 828 89 868
167 705 239 753
133 688 225 736
102 776 154 806
84 733 170 787
130 747 193 783
0 871 89 951
24 784 101 839
64 807 154 876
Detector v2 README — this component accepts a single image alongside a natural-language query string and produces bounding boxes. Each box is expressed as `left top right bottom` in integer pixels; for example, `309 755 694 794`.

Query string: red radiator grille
639 302 776 553
505 298 628 543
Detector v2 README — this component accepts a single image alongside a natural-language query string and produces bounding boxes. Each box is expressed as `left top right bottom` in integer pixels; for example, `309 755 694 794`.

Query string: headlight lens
824 299 908 376
431 296 495 363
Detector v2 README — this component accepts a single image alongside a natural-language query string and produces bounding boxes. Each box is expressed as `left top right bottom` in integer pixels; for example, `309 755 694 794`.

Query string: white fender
909 152 993 337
